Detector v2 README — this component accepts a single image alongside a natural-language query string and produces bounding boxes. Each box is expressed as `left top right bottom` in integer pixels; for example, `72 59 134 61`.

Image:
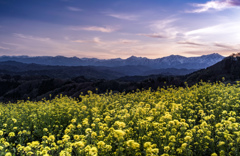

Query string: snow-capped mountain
0 53 224 69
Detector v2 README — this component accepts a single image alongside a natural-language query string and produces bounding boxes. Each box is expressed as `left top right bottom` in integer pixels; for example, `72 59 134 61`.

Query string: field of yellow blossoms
1 81 240 156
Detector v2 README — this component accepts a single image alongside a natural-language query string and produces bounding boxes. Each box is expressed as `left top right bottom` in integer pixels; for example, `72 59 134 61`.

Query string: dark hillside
0 74 185 103
186 53 240 84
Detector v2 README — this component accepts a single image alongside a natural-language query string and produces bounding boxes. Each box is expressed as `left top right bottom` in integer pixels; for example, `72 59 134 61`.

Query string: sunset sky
0 0 240 59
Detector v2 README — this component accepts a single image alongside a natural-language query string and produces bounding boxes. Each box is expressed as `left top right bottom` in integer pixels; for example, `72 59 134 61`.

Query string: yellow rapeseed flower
114 130 125 139
5 152 12 156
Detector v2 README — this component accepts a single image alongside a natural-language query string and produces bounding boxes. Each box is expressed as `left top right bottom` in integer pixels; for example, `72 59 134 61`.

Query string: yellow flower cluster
1 81 240 155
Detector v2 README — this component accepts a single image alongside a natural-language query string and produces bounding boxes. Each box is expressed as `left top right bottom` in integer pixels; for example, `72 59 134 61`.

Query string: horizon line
0 52 229 60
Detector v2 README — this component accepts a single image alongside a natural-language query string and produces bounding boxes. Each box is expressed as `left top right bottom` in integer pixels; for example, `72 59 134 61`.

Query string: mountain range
0 53 224 69
0 53 225 80
2 52 238 103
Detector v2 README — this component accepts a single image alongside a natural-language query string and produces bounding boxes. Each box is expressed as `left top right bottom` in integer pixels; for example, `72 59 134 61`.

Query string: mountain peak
126 56 145 61
208 53 222 57
128 55 139 59
168 54 185 58
200 53 224 59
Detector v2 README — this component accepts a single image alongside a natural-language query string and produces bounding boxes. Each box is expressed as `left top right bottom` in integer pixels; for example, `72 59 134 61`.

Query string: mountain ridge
0 53 224 69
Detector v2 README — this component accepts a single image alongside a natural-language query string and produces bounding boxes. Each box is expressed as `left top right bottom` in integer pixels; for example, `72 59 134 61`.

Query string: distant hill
0 53 224 69
186 53 240 84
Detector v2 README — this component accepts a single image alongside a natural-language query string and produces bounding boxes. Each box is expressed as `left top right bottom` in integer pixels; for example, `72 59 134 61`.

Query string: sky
0 0 240 59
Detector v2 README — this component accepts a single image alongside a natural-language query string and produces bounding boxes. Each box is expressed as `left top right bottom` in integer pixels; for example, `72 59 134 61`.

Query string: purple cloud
178 41 204 46
138 33 167 39
13 33 51 42
69 26 117 33
228 0 240 5
188 0 240 13
0 46 10 50
72 37 101 44
119 39 138 44
214 42 236 50
105 13 138 21
67 6 83 12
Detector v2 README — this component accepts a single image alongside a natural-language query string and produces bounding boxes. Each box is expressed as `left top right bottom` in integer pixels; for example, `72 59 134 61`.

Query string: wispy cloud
13 33 51 42
72 38 138 45
150 19 177 30
119 39 139 44
67 6 83 12
105 13 138 20
185 22 240 41
230 0 240 5
72 37 101 44
214 42 237 50
143 19 179 39
2 42 22 47
69 26 117 33
178 41 205 46
0 46 9 50
2 42 26 50
187 0 240 13
138 33 167 39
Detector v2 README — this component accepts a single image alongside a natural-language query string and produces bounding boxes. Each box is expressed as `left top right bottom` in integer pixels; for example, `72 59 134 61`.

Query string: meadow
1 81 240 156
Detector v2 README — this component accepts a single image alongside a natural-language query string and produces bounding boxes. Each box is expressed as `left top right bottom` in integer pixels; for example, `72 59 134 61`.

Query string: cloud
106 13 138 20
146 19 180 39
186 25 221 35
150 19 177 30
230 0 240 5
0 46 9 50
13 33 51 42
187 0 240 13
138 33 167 39
214 42 236 49
1 42 26 50
67 6 82 12
185 22 240 43
72 37 101 44
178 41 204 46
69 26 116 33
72 38 139 45
119 39 139 44
2 42 22 47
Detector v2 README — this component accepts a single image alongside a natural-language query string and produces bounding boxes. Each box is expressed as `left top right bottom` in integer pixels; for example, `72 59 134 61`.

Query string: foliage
1 81 240 155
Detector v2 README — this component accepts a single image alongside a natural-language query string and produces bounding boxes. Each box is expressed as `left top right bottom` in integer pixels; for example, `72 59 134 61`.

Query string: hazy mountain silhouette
0 53 224 69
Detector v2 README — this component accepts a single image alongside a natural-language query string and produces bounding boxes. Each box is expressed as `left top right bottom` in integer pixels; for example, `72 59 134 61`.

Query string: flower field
1 81 240 156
